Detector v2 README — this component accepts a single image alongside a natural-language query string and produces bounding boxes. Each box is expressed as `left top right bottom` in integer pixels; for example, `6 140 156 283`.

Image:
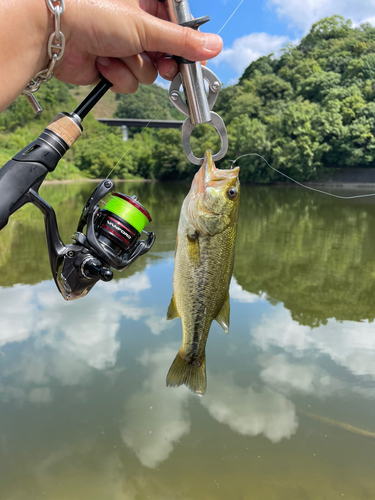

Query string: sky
176 0 375 86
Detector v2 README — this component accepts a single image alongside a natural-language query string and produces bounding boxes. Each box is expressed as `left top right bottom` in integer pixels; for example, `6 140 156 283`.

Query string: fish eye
227 188 238 200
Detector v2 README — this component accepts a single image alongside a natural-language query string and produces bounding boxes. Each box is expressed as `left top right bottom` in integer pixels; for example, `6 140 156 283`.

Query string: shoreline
43 178 156 185
42 178 375 189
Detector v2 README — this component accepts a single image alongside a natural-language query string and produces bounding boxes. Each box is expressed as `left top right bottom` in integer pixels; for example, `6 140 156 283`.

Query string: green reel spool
104 193 151 234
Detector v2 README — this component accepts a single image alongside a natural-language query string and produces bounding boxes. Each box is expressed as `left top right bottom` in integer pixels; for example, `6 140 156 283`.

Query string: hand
0 0 222 112
55 0 223 93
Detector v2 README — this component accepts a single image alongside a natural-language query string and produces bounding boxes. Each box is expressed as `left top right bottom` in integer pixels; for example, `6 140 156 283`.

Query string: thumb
138 12 223 61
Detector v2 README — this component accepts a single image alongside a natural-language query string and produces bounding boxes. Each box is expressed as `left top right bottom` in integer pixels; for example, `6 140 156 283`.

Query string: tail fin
166 350 206 396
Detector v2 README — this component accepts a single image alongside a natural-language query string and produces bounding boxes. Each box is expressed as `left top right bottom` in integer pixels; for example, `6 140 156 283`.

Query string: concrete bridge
97 118 184 141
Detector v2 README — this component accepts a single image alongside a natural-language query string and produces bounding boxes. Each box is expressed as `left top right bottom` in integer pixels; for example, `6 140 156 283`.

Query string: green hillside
1 15 375 182
217 15 375 183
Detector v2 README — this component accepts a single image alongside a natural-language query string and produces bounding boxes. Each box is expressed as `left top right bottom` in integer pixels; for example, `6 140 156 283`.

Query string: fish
166 150 240 395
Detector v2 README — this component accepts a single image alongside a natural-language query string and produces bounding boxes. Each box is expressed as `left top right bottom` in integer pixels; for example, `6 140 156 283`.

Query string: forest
1 15 375 183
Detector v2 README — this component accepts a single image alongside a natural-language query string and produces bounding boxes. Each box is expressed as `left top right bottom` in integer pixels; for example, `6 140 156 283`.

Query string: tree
115 84 183 120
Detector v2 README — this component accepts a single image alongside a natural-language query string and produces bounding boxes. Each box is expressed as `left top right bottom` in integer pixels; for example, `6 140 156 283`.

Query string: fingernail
140 52 152 64
204 34 222 51
96 56 110 67
165 68 176 79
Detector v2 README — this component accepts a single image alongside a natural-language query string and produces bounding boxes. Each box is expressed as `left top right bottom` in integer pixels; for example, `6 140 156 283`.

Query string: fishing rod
0 0 228 301
0 77 155 300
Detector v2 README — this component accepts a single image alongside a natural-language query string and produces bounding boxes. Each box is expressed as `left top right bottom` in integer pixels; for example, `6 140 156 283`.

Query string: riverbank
42 172 375 189
42 178 155 185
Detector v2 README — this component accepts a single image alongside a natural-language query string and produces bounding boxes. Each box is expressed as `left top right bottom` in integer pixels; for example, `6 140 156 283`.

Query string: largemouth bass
166 150 240 395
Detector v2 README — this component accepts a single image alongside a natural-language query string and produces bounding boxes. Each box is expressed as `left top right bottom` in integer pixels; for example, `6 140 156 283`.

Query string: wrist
0 0 53 112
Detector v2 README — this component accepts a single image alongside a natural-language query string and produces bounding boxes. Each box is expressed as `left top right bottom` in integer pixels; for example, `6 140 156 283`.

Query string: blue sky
180 0 375 86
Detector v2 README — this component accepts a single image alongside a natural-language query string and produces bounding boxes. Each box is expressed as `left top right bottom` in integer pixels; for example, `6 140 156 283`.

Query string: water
1 181 375 500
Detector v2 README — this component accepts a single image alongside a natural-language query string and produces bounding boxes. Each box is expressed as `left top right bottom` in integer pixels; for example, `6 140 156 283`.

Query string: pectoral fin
167 295 180 321
215 292 230 334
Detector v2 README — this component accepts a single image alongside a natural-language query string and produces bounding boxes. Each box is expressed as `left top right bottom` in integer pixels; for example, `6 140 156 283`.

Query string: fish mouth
204 150 239 184
193 151 240 195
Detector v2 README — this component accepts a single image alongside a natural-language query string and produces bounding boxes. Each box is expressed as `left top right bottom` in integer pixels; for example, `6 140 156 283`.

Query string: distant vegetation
2 15 375 182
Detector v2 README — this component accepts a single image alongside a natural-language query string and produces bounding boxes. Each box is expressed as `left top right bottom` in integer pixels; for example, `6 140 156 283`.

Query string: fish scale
166 151 240 395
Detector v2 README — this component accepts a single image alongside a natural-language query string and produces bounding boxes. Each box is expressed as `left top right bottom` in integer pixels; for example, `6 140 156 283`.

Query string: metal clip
162 0 228 165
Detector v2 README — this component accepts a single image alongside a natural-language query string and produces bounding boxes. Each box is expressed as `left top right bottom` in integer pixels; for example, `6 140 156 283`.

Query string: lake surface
1 181 375 500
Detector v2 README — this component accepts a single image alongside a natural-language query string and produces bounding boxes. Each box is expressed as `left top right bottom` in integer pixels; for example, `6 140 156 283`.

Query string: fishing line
230 153 375 200
105 105 164 179
217 0 245 35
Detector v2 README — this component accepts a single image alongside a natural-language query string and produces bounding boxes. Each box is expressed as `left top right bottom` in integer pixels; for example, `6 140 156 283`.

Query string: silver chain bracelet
22 0 66 115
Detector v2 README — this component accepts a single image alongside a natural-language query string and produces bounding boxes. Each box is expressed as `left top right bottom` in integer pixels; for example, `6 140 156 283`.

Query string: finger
156 56 178 81
96 57 139 94
139 0 169 21
137 12 223 62
119 53 157 85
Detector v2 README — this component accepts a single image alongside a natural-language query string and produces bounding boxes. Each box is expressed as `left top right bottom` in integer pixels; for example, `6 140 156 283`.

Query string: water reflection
253 306 375 380
121 345 299 470
0 270 170 406
234 187 375 326
201 374 298 443
1 182 375 498
121 346 191 469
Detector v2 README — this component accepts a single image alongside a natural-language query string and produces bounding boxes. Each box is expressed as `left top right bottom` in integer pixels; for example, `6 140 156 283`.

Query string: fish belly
166 222 236 394
175 228 235 357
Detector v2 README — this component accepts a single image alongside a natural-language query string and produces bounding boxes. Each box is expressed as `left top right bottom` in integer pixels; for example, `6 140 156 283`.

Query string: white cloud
0 271 170 403
145 315 172 336
120 346 191 469
230 277 265 303
259 354 343 397
0 284 37 347
201 373 298 443
155 76 170 90
253 307 375 380
212 32 290 76
120 345 298 469
268 0 375 32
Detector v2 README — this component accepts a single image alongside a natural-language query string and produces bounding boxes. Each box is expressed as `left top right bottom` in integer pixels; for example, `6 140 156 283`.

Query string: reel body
25 179 155 301
53 180 156 300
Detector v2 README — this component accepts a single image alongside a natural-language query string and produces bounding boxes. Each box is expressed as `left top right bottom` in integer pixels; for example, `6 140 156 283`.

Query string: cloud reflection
0 271 170 402
253 307 375 380
259 354 343 397
120 346 298 469
230 277 265 303
121 346 191 469
201 373 298 443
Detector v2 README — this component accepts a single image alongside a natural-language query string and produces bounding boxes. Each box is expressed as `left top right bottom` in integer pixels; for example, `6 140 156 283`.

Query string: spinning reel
36 179 154 301
0 78 155 300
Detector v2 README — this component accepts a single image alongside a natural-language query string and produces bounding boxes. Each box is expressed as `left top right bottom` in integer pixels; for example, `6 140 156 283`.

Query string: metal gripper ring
182 112 228 166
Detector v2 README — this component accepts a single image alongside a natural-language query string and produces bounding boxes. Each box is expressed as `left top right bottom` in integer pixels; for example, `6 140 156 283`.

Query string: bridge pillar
122 125 129 142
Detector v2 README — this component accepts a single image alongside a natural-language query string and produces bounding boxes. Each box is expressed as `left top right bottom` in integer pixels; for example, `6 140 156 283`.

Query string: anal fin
167 295 180 320
215 291 230 334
